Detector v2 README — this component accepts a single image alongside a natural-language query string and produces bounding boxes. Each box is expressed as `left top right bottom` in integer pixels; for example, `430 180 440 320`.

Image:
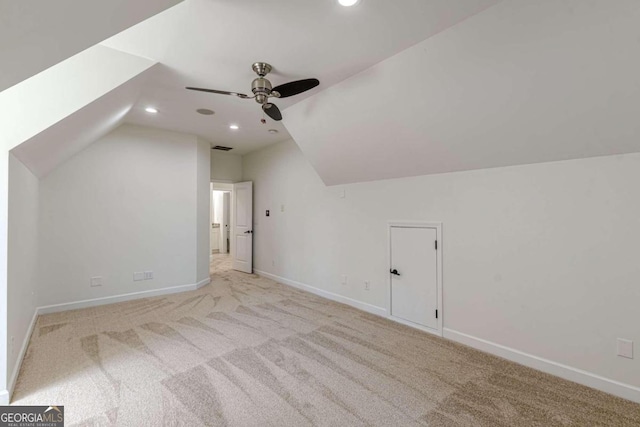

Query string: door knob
390 269 400 276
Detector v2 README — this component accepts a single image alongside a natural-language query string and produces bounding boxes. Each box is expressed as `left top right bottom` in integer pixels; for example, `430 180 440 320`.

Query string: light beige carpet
12 254 640 426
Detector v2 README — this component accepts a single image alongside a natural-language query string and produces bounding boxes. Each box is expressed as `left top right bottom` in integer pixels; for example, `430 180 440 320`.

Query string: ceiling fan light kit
186 62 319 122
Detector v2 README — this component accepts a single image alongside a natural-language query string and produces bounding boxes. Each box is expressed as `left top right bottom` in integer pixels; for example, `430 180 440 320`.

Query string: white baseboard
6 310 39 400
38 280 210 315
254 269 387 317
444 328 640 404
4 278 212 404
6 272 638 406
256 269 640 404
195 277 211 289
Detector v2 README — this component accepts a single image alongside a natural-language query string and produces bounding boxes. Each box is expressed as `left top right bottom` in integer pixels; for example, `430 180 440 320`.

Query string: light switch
617 339 633 359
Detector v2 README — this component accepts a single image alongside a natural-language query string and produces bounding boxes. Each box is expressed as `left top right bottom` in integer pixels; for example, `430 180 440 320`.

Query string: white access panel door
390 226 438 330
232 182 253 273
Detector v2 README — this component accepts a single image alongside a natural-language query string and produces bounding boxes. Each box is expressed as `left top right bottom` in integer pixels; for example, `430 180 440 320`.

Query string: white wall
4 154 39 399
196 138 211 283
39 124 209 307
210 150 242 183
0 151 7 402
243 139 640 397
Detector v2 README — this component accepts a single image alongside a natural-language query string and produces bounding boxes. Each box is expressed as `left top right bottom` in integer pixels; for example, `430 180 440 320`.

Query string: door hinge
435 240 438 250
435 309 438 319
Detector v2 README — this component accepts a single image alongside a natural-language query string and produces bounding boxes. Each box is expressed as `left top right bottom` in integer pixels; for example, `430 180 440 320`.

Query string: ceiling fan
186 62 319 122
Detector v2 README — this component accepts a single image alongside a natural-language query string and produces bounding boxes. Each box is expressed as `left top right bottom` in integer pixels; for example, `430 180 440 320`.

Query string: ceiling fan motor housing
252 77 272 104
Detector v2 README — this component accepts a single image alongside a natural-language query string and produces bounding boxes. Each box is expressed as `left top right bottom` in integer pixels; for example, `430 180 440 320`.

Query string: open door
231 181 253 273
222 192 230 253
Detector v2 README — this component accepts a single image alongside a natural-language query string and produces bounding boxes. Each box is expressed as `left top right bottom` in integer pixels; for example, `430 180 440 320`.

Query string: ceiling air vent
212 145 233 151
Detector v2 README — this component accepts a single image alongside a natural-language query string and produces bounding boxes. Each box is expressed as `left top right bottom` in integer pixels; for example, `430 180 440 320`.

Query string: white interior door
210 184 214 259
222 192 230 253
390 226 438 330
232 182 253 273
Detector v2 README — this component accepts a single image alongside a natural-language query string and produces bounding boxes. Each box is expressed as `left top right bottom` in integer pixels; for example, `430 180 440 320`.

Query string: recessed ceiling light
268 129 279 134
229 124 239 130
196 108 215 115
338 0 359 6
145 107 158 114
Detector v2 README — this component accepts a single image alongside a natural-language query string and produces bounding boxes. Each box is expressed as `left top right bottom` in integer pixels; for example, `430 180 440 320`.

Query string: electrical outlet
617 339 633 359
144 271 154 280
281 204 285 212
90 276 103 287
341 275 348 285
133 272 144 281
272 260 275 267
364 281 370 291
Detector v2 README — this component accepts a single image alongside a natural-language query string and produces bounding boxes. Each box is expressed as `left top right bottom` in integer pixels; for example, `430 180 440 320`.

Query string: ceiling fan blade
185 87 249 99
272 78 319 98
262 103 282 121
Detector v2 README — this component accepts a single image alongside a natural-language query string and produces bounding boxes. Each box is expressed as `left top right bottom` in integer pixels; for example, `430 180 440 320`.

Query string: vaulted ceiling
101 0 499 154
0 0 180 92
3 45 159 177
5 0 640 185
284 0 640 184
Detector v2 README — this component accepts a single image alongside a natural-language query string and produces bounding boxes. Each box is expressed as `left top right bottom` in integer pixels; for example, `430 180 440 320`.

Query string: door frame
387 221 443 337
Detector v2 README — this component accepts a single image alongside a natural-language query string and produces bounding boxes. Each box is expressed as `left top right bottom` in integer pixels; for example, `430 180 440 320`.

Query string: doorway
210 181 253 274
210 182 232 275
388 222 443 336
211 189 230 255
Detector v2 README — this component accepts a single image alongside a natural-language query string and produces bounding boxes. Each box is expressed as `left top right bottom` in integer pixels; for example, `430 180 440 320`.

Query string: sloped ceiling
11 73 153 178
102 0 499 154
3 45 159 176
0 0 181 92
283 0 640 185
